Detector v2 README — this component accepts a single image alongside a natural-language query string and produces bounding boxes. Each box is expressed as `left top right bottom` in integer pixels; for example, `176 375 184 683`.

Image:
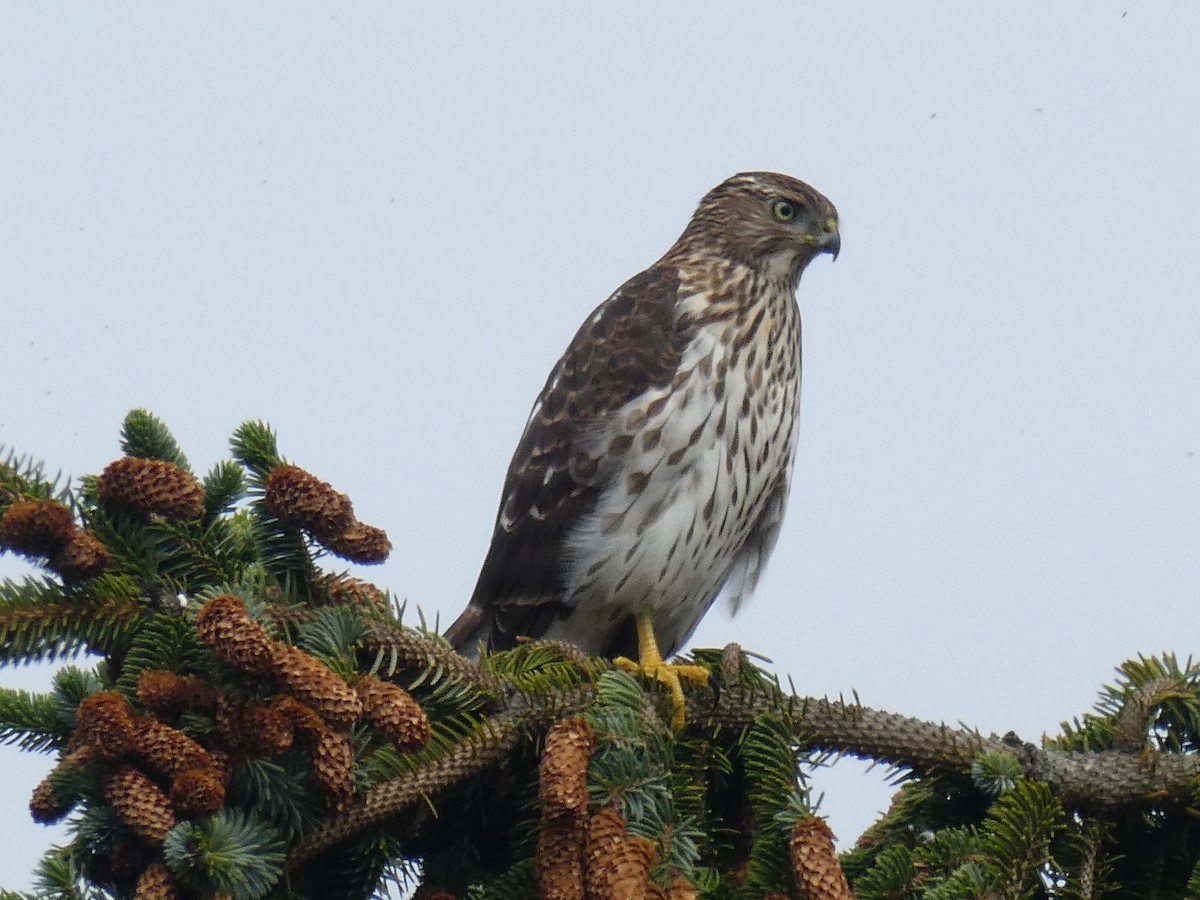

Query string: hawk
446 172 839 725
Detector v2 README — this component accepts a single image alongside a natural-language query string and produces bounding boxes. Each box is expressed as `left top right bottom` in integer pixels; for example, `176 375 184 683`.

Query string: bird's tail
443 603 488 660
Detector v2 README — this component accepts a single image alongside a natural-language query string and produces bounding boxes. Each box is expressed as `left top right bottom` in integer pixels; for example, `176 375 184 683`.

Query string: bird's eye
772 200 797 223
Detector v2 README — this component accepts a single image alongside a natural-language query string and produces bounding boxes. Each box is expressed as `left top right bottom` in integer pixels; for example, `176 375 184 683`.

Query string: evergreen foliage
0 411 1197 898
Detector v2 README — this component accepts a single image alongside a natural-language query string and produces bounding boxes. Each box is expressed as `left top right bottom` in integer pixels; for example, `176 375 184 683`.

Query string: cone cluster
263 463 392 563
98 457 205 520
0 498 109 579
788 816 852 900
193 594 412 810
534 717 693 900
196 594 363 726
67 691 229 840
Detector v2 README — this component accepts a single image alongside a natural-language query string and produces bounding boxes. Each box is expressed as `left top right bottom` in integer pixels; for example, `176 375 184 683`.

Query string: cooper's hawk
446 172 839 724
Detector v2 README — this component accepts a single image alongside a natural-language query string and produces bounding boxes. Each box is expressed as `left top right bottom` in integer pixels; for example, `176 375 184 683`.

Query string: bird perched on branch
446 172 839 726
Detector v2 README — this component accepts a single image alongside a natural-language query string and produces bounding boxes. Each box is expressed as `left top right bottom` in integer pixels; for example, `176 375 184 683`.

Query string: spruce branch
695 682 1200 812
267 604 504 698
289 685 593 865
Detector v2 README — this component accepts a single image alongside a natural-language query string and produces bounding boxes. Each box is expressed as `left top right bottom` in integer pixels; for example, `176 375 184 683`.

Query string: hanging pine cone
356 675 430 752
667 875 698 899
311 728 355 813
169 767 226 817
582 803 663 900
48 528 109 579
231 703 296 757
789 816 852 900
537 815 586 900
98 457 204 520
136 670 219 716
540 717 594 821
581 804 626 899
130 716 219 780
263 464 353 538
133 861 180 900
321 520 392 564
0 499 75 556
535 718 596 900
195 594 277 675
322 574 390 611
105 765 176 845
271 695 327 739
29 777 67 825
75 692 137 760
271 643 362 728
29 744 96 824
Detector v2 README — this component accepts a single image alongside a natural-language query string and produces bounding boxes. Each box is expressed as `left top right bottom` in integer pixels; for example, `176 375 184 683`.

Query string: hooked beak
801 217 840 260
817 217 840 261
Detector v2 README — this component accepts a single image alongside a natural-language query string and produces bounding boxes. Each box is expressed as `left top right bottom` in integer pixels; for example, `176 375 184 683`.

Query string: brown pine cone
0 499 75 556
538 817 585 900
263 465 353 538
130 716 218 780
29 745 97 823
271 644 362 728
169 767 226 817
29 777 68 824
133 861 180 900
789 816 852 900
667 876 698 900
75 692 136 760
321 521 392 564
356 676 429 752
195 594 276 675
136 670 220 716
48 529 109 579
99 457 204 520
221 701 295 757
583 804 662 900
271 695 328 741
540 717 594 822
322 574 390 611
311 728 355 813
105 765 176 845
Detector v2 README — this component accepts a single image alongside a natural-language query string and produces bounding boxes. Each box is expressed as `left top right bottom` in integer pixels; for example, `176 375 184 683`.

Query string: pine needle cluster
1 410 1198 898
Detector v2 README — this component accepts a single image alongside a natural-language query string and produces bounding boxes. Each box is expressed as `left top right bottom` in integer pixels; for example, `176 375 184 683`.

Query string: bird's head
672 172 840 280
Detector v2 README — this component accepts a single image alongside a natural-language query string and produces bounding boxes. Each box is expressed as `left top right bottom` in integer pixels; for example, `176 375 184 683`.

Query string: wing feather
445 265 684 652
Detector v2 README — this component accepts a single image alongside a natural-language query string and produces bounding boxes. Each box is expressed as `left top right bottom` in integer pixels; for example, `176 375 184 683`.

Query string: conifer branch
700 684 1200 811
289 686 593 865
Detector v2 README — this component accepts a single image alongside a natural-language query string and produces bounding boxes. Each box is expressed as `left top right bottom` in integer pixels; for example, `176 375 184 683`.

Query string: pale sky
3 3 1199 891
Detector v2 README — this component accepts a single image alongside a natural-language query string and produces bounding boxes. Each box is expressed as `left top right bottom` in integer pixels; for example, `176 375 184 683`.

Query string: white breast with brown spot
547 269 802 656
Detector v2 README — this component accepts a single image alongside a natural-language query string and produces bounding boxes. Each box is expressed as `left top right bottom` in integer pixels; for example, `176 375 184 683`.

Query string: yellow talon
614 614 709 730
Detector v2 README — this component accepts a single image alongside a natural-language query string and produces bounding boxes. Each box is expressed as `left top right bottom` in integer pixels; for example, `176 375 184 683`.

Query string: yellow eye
772 199 797 222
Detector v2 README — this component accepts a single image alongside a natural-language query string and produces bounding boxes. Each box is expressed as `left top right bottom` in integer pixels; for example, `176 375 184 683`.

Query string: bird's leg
614 614 710 730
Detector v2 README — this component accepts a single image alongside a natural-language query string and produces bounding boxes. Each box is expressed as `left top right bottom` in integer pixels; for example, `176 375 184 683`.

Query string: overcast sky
3 2 1199 892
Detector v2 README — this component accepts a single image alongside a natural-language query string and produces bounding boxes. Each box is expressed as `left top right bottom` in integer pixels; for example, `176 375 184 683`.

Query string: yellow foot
614 655 710 729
